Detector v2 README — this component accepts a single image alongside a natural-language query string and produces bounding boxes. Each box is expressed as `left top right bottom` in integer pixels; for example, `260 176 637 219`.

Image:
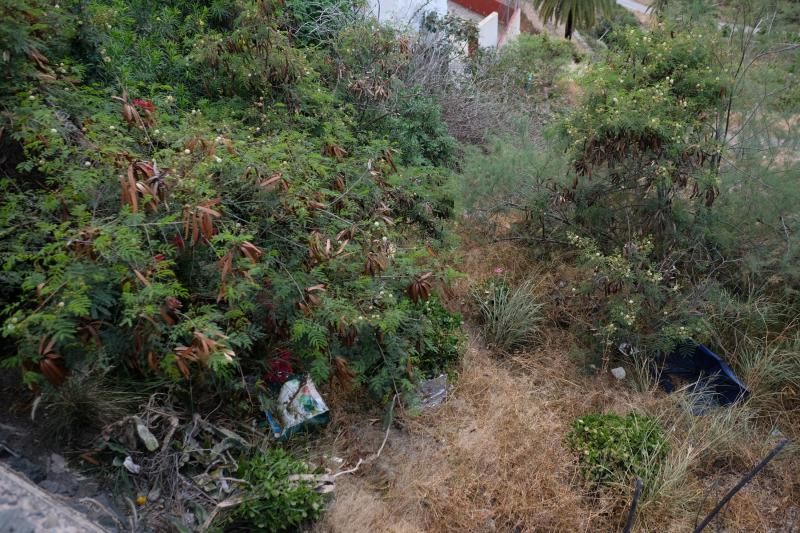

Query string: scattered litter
122 456 141 474
267 377 330 439
133 417 159 452
419 374 449 408
611 367 626 380
658 342 748 408
618 342 638 357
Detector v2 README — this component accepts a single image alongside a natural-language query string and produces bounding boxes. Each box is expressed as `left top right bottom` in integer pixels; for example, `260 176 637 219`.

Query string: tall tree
532 0 614 39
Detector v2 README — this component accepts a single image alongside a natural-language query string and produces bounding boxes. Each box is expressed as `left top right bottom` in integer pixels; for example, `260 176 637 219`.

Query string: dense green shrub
414 295 465 376
489 26 731 255
327 21 458 167
557 26 728 248
232 448 325 532
568 233 710 359
0 0 461 400
567 412 668 486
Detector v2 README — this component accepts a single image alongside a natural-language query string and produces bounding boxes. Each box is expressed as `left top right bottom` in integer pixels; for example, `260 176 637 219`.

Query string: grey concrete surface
0 463 106 533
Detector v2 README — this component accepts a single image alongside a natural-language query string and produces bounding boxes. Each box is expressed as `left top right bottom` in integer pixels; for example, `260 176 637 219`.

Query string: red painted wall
452 0 516 24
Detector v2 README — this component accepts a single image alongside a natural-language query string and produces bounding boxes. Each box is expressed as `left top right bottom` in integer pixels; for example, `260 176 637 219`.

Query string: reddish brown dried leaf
40 358 67 387
175 357 191 380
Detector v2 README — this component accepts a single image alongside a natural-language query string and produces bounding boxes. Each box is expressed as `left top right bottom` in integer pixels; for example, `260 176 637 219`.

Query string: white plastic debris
123 456 141 474
288 473 335 494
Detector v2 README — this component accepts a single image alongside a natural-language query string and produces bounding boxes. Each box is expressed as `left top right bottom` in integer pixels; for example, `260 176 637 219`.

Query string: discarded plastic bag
419 374 448 409
267 377 330 439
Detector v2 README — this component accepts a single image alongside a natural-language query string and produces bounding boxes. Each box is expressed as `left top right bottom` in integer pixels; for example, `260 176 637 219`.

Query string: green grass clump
471 278 543 353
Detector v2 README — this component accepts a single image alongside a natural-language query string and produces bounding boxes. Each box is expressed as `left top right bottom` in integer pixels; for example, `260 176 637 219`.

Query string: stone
49 453 67 474
611 367 626 380
133 417 159 452
6 458 45 484
0 463 106 532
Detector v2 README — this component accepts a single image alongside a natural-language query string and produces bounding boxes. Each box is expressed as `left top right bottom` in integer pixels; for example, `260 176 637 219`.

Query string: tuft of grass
733 337 800 437
471 278 544 353
635 391 779 531
37 370 141 442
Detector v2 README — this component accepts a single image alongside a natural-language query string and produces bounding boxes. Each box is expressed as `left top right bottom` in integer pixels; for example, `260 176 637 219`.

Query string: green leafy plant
471 277 543 353
567 412 668 487
567 233 710 361
0 0 461 402
513 25 730 256
231 448 325 532
415 295 464 377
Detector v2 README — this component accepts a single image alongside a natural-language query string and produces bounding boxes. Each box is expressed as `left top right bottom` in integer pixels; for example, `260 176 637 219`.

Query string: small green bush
415 295 464 377
568 233 710 358
488 34 577 96
471 278 543 353
567 412 668 487
233 449 325 532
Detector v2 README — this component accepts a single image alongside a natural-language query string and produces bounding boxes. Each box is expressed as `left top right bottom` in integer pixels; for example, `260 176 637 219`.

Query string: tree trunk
565 9 574 40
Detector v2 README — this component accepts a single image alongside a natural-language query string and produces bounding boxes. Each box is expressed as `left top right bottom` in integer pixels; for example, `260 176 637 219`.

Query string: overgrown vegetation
457 3 800 527
3 0 800 530
474 1 800 380
0 0 465 406
0 0 473 527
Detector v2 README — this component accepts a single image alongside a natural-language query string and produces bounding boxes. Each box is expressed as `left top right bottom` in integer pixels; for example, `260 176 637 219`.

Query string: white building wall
477 11 499 48
367 0 448 28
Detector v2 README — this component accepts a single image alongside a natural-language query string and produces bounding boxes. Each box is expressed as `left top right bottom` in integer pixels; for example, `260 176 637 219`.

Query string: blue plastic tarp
659 343 749 406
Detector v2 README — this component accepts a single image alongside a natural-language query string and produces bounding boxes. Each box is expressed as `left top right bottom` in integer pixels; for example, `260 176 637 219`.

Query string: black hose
693 438 790 533
623 477 643 533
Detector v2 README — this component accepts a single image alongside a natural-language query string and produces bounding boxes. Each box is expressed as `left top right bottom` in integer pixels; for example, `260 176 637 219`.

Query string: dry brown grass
317 332 799 532
318 332 593 532
315 234 800 533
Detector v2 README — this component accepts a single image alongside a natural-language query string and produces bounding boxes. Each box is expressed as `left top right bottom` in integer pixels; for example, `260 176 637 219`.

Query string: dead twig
200 494 260 532
332 392 398 479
